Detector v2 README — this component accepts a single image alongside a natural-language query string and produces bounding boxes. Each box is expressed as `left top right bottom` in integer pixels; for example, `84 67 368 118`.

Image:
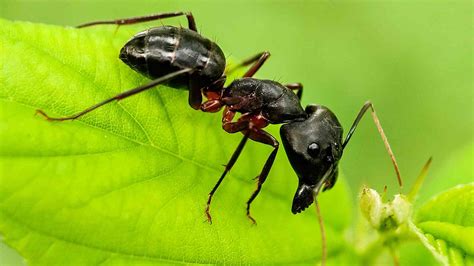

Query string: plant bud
360 187 413 231
392 194 412 225
360 186 383 228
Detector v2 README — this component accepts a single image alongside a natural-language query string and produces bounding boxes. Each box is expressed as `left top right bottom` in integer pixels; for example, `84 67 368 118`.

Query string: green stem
357 223 416 265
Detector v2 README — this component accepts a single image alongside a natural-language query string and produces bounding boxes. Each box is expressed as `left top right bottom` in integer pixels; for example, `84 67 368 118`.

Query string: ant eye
307 142 320 157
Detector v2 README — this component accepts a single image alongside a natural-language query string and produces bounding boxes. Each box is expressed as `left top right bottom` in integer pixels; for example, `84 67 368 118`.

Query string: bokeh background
1 0 472 264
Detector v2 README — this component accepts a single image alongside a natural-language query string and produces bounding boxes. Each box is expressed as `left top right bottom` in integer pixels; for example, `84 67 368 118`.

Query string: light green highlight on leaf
409 222 449 266
417 184 474 229
417 222 474 255
449 246 465 266
412 184 474 265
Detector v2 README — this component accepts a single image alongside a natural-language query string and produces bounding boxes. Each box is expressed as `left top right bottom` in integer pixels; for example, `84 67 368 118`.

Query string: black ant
36 12 402 225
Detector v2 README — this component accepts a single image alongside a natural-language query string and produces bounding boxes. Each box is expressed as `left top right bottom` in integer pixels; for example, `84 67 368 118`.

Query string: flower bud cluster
359 187 412 231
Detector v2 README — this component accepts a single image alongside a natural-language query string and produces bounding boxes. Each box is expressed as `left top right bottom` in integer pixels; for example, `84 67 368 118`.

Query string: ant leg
342 101 402 187
205 134 249 224
192 75 227 111
225 51 271 78
200 77 226 113
245 128 279 224
242 51 271 78
36 68 193 121
222 110 252 133
225 51 270 77
222 106 235 123
77 11 198 32
188 78 204 110
284 83 303 100
204 110 253 223
200 100 222 113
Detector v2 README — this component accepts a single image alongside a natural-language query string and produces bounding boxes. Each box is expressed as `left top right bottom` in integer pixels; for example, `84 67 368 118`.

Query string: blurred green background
1 0 472 264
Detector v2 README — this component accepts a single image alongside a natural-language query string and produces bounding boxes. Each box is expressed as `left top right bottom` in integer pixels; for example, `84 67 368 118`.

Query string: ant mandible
36 11 402 224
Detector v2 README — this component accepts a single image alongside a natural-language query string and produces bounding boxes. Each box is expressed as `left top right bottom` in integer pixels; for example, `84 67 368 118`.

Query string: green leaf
412 184 474 265
0 19 352 264
398 241 440 266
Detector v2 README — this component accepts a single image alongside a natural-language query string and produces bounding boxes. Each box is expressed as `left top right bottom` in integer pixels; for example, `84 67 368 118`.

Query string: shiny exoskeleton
119 25 226 109
37 12 402 224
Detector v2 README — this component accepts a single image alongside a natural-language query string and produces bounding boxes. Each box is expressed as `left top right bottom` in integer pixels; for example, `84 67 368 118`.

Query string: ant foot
246 212 257 225
205 205 213 224
35 109 53 121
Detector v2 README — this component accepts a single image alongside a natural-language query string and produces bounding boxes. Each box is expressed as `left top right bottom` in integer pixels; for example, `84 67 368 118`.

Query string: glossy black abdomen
119 26 226 88
223 78 306 123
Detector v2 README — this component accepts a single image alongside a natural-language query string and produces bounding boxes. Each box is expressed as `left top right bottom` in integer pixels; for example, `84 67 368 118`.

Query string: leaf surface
0 19 352 264
412 184 474 265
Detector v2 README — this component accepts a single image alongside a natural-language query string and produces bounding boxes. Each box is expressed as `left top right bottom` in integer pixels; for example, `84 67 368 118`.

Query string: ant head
280 105 344 214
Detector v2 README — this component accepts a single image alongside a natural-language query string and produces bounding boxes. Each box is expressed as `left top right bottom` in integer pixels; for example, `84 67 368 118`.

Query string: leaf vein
0 97 290 202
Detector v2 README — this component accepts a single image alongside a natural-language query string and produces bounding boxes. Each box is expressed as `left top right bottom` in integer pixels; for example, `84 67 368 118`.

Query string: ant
36 11 402 225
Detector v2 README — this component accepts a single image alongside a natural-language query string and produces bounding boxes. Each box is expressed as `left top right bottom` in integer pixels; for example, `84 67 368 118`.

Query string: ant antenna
342 101 403 188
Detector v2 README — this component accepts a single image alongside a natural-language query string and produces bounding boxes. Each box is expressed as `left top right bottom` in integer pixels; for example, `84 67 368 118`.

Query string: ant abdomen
120 26 225 84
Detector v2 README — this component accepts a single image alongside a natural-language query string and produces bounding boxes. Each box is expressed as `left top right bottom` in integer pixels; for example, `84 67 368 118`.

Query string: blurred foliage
417 142 474 207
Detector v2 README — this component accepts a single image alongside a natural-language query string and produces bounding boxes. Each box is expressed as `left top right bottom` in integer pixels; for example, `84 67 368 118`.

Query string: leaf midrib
0 96 292 203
